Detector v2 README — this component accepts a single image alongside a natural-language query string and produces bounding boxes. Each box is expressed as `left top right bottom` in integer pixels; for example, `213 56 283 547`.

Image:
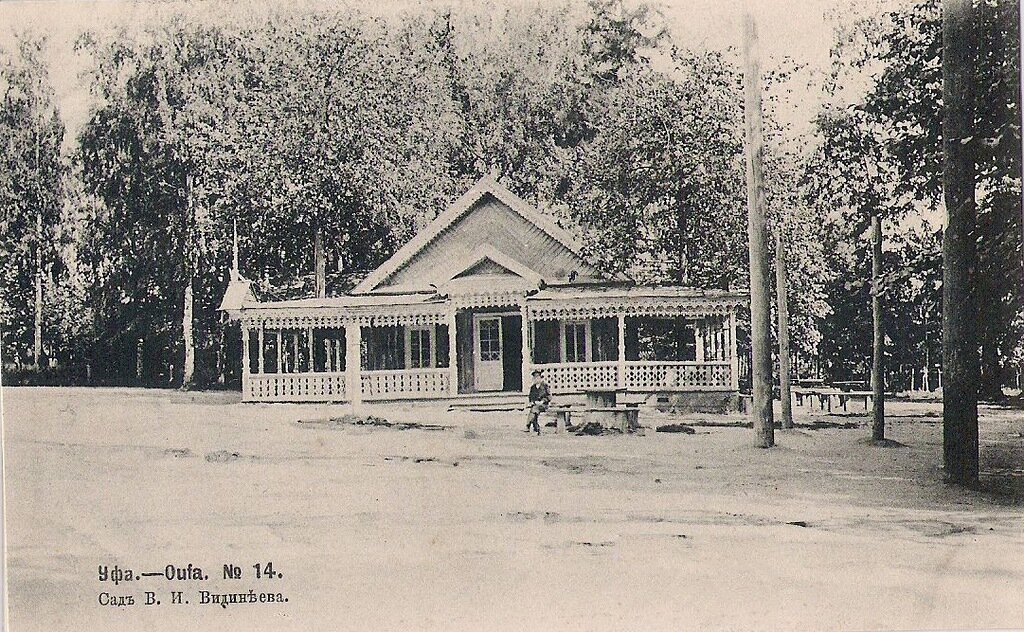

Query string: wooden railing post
729 311 739 390
617 313 626 388
448 306 458 396
241 321 251 401
695 318 706 362
521 304 530 394
257 323 265 374
346 322 362 406
307 325 315 372
276 330 283 373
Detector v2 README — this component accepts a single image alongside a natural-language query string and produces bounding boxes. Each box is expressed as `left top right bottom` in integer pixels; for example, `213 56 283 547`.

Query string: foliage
0 32 65 365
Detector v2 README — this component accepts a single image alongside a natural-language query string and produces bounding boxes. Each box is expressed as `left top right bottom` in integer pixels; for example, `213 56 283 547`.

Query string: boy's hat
531 369 543 376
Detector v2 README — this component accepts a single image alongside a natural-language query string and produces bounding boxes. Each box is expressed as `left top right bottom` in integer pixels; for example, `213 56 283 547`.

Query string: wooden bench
546 405 574 433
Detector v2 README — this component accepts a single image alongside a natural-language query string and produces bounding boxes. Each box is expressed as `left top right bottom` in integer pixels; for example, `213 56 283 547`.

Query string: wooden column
729 311 739 390
292 333 300 374
694 318 706 362
275 330 282 373
448 306 459 396
241 322 251 401
257 323 265 374
307 326 315 372
346 323 362 406
617 313 627 388
521 304 530 394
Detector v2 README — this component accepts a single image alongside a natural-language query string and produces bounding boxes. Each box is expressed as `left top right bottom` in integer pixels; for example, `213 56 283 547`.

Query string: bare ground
3 387 1023 631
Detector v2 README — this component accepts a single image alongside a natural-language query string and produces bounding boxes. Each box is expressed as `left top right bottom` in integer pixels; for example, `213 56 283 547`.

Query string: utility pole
941 0 979 484
743 7 774 448
775 230 793 429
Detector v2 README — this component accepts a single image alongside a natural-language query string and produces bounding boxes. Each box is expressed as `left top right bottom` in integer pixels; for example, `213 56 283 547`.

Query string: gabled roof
352 174 611 294
217 276 257 319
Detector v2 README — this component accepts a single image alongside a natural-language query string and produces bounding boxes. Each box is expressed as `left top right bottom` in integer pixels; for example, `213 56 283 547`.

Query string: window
407 326 433 369
478 319 501 361
562 321 590 363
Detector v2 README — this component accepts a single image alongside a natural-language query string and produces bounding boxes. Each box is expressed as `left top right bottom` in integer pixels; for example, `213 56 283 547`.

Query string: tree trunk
182 172 196 390
34 209 43 369
871 213 886 441
942 0 980 485
32 114 43 369
775 231 793 429
742 9 774 448
315 226 326 299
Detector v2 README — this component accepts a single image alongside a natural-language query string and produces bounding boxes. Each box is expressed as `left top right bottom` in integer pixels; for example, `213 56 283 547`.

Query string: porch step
445 392 528 410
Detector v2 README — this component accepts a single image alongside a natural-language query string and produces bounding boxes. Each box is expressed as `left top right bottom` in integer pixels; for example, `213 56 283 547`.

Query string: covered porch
525 287 740 394
235 287 743 403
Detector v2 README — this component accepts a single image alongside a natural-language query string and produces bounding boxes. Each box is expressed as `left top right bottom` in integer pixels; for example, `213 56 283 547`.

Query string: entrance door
474 315 503 391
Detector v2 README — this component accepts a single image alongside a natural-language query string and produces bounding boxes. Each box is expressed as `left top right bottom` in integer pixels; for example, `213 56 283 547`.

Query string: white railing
244 372 347 402
625 361 732 391
532 362 619 393
530 360 733 393
361 368 451 400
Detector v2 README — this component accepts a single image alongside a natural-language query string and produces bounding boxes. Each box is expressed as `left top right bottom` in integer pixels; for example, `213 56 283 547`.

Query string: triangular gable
445 244 543 286
352 175 615 294
456 259 516 277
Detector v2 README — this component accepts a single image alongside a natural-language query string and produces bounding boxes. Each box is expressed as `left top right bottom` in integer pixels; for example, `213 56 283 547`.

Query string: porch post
257 323 265 374
694 318 706 362
276 330 282 373
448 306 458 396
241 321 251 400
307 326 315 372
729 310 739 390
292 333 299 373
345 322 362 406
617 312 626 388
521 303 530 394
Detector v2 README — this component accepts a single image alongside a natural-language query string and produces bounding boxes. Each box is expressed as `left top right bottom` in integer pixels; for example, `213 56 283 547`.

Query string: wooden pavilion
220 175 746 406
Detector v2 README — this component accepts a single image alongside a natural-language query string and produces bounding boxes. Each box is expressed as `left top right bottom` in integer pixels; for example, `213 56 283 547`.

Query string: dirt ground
3 387 1023 632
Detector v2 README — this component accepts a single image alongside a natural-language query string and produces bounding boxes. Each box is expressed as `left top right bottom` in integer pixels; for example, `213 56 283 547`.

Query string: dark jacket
529 381 551 405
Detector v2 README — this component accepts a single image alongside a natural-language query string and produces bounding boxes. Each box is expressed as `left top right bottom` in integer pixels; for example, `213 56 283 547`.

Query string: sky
0 0 867 152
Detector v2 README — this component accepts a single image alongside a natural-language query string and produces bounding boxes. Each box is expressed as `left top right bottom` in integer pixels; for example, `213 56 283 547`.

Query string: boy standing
525 369 551 435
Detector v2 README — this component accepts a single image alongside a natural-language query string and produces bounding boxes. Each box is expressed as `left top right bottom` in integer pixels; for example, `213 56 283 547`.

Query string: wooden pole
617 313 627 388
942 0 979 484
449 307 459 395
346 323 363 408
729 312 739 391
308 326 315 372
870 213 886 440
520 305 530 393
775 231 793 429
742 7 775 447
314 226 326 299
257 323 265 374
241 322 250 401
276 329 282 373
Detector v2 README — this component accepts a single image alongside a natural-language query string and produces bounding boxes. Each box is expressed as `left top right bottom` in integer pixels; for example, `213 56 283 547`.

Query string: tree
743 10 774 448
0 33 64 370
809 103 909 441
941 0 979 485
833 0 1022 400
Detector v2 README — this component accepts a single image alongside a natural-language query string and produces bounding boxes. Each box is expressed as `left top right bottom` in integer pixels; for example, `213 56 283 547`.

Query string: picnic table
575 388 639 432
